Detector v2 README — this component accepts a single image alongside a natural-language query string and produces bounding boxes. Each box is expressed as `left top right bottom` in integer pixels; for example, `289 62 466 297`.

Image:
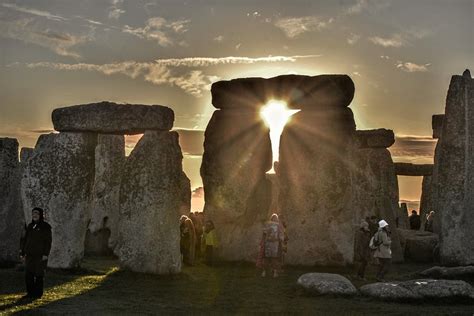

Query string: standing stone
21 132 97 268
88 134 125 252
398 203 409 229
116 131 189 274
0 138 23 263
419 175 432 228
432 115 444 139
279 108 357 265
201 109 272 261
431 72 474 265
351 147 404 262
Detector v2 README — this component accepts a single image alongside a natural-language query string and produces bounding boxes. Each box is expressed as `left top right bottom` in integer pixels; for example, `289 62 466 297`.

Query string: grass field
1 257 473 315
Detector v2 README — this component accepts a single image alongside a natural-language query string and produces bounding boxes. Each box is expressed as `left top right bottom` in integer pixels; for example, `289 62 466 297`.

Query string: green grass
1 258 473 315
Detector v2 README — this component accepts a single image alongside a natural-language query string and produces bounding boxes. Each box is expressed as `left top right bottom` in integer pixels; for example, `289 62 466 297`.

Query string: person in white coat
373 219 392 281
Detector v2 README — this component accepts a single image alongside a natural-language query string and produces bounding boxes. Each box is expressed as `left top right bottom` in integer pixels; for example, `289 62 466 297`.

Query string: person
179 215 196 265
409 210 421 230
190 212 203 259
373 219 392 281
425 211 435 232
368 215 379 236
258 214 284 278
354 220 371 279
19 207 52 300
201 220 218 265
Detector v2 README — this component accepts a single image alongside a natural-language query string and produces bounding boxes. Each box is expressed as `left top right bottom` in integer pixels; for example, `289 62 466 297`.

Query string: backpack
369 233 382 250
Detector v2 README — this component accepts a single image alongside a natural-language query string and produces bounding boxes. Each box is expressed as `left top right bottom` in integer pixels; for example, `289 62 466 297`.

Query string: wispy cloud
369 34 405 47
344 0 391 16
396 62 431 72
213 35 224 42
390 135 436 164
0 18 92 58
123 17 190 46
347 33 361 45
17 55 319 97
108 0 125 19
1 3 67 21
274 16 333 38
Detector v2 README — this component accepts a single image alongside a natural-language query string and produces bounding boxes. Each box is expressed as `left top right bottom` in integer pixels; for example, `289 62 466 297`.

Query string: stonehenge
394 163 433 176
19 102 190 273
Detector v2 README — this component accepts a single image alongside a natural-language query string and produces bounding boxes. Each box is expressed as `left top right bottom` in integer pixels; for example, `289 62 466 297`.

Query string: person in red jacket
20 207 52 300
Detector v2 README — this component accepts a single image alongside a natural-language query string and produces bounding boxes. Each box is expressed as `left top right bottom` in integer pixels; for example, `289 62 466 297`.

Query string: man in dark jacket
20 207 52 299
354 220 371 279
409 210 421 230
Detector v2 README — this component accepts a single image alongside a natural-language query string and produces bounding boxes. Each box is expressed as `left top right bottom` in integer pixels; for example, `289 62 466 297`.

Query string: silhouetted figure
20 207 52 300
425 211 435 233
258 214 284 278
368 215 379 236
373 220 392 281
201 220 218 265
354 220 371 279
190 212 203 259
180 215 196 265
409 210 421 230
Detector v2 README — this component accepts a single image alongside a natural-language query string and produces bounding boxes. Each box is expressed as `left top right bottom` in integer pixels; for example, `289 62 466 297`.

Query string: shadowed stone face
0 138 23 263
21 132 97 268
431 73 474 265
52 101 174 134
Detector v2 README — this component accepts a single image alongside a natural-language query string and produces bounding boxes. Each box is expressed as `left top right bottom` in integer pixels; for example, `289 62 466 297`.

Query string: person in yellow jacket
201 220 218 266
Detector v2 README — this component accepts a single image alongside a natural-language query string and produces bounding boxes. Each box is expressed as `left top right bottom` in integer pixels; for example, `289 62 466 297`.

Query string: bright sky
1 0 473 209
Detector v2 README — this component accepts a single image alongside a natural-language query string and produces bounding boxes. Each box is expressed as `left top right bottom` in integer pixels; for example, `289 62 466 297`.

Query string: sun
260 100 299 170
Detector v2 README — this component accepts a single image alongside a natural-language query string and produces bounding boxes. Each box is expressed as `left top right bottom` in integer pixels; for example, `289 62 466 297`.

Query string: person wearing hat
373 219 391 281
20 207 52 299
354 220 371 279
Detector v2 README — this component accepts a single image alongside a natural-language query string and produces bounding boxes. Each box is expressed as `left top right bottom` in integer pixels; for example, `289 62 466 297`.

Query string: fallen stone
0 138 23 263
21 132 97 268
211 74 355 110
432 114 444 139
355 129 395 148
398 229 438 262
394 163 433 176
52 101 174 134
297 273 357 296
419 266 474 279
88 134 125 251
116 131 189 274
360 279 474 301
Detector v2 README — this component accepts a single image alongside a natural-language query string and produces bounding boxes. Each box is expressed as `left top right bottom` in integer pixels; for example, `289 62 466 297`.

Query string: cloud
369 34 405 47
344 0 391 16
396 62 431 73
108 0 125 19
347 33 360 45
274 16 333 38
192 186 204 198
389 135 436 164
213 35 224 42
123 17 190 46
1 3 67 21
0 18 92 58
18 55 319 96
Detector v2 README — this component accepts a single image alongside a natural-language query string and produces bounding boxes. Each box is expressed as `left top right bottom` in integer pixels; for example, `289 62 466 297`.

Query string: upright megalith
394 163 433 176
431 70 474 265
432 115 444 139
52 101 174 134
88 134 125 252
0 138 23 263
116 131 188 274
277 74 356 266
21 132 97 268
201 108 272 261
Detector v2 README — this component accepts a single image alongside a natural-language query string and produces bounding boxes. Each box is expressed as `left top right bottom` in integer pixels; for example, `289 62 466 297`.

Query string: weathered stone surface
297 273 357 296
419 265 474 279
430 73 474 265
201 109 272 261
352 147 404 262
419 175 432 225
279 108 358 265
88 134 125 252
432 114 444 139
21 132 96 268
0 138 23 263
394 163 433 176
116 131 189 274
398 229 438 262
52 101 174 134
211 75 355 110
397 203 409 229
355 129 395 148
361 279 474 301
